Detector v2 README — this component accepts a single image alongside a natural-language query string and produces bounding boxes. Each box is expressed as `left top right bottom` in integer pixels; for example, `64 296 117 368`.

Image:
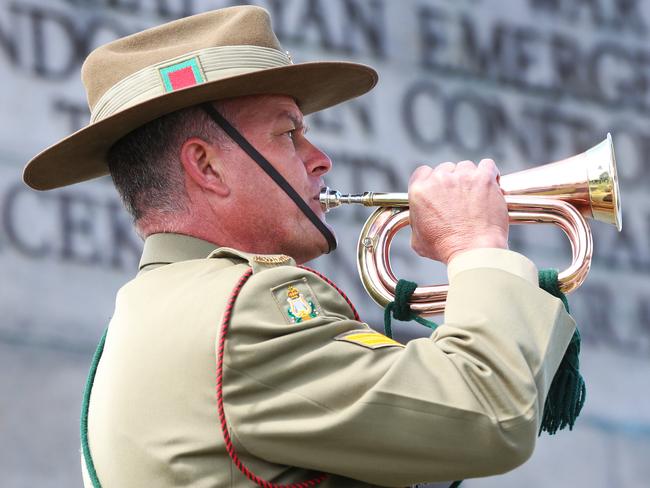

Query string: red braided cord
216 268 329 487
298 266 360 321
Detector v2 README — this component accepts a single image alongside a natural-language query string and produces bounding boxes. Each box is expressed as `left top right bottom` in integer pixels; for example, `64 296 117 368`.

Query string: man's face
214 95 334 263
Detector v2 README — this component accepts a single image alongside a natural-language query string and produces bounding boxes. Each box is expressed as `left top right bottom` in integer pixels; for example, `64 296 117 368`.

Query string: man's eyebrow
283 112 309 133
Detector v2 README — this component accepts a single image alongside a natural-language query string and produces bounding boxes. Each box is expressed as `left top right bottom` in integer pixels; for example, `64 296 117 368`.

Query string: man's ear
179 137 230 196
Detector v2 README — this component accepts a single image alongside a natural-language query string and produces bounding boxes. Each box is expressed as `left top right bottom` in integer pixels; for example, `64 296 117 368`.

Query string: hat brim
24 61 377 190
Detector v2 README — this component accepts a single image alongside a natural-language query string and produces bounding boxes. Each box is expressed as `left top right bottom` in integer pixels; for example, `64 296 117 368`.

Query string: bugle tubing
320 134 621 315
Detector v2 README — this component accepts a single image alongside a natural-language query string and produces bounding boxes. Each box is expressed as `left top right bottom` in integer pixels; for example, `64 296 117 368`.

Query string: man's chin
293 226 336 264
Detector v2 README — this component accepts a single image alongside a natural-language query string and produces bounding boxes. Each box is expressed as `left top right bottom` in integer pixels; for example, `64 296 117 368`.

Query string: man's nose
303 139 332 176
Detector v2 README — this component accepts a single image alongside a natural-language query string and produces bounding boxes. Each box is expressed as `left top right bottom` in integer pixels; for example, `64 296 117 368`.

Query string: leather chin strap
201 103 337 253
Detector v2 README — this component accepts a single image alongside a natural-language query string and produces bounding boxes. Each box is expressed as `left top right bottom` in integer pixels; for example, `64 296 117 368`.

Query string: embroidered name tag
252 255 291 265
335 331 404 350
271 278 322 324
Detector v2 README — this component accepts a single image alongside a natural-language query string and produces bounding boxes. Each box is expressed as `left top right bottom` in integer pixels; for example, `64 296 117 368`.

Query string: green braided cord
80 329 108 488
383 270 583 487
537 269 586 435
383 306 394 338
414 316 438 328
538 269 570 313
384 279 439 338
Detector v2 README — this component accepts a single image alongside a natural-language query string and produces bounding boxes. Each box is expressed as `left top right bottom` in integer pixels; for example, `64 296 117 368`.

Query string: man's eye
286 130 296 140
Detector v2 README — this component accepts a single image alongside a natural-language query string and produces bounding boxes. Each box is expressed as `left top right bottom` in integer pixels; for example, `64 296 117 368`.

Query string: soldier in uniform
23 6 575 488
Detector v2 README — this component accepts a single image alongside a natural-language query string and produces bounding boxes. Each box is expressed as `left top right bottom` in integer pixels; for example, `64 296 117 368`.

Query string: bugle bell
320 133 622 315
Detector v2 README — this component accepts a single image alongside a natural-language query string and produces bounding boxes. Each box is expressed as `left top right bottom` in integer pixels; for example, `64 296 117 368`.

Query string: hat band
90 45 292 123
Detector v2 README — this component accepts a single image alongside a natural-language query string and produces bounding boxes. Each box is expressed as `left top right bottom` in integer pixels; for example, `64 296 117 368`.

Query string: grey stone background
1 0 648 486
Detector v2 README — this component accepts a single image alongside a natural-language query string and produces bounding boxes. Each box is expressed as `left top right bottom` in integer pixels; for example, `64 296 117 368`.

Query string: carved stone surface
1 0 649 486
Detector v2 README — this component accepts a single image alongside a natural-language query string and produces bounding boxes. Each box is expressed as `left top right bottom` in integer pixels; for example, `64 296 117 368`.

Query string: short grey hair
107 101 236 223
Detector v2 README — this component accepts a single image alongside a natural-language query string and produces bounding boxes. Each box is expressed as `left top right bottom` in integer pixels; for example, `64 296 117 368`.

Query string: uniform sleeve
448 248 538 285
222 262 575 486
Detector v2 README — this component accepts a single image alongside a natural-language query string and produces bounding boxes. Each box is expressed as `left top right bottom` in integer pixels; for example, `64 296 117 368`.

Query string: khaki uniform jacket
82 233 575 487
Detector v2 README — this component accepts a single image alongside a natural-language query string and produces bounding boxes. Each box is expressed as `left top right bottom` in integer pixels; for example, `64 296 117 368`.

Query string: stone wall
1 1 648 486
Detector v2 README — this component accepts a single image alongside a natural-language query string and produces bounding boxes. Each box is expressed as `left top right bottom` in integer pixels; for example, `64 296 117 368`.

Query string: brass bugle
320 134 622 315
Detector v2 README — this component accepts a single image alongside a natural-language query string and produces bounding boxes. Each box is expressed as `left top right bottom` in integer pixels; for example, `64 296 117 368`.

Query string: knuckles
409 183 424 197
408 157 506 264
408 166 433 197
409 165 433 185
478 158 497 171
455 160 476 172
434 162 456 174
408 158 501 197
475 170 495 186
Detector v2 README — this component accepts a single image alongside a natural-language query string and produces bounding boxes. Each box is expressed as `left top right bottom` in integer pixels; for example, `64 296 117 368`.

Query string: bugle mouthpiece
319 187 366 212
319 187 410 211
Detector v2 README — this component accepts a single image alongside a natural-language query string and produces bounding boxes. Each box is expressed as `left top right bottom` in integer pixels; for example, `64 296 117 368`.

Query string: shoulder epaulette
208 247 295 273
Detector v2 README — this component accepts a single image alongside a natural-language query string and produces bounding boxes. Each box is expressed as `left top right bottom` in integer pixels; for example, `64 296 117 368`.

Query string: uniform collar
138 233 221 272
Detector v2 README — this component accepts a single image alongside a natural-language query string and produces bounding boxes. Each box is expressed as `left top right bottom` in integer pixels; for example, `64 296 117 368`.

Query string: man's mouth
311 190 326 215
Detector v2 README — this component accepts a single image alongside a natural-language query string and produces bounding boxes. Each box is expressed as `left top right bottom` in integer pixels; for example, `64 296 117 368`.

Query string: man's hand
408 159 509 264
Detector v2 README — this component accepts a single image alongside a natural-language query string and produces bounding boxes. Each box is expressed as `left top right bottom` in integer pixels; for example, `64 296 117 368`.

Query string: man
23 6 575 488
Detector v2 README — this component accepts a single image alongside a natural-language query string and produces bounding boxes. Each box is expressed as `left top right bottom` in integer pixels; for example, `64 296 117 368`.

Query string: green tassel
383 271 585 436
537 269 586 435
383 271 583 488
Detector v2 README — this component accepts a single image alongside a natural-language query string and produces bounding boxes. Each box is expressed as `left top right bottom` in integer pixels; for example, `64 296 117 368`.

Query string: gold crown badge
287 286 300 299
